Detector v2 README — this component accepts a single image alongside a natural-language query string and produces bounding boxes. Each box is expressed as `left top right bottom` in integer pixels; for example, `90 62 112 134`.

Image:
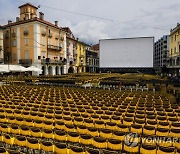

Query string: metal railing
47 45 62 51
19 59 32 65
41 59 66 65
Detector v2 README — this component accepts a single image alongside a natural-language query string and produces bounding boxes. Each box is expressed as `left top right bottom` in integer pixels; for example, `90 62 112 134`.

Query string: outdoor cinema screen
99 37 154 68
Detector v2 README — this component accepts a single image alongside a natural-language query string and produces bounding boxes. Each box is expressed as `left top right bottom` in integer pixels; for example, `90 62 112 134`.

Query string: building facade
169 23 180 76
62 27 77 73
3 3 67 75
86 44 99 73
76 41 89 73
0 27 4 63
154 35 169 73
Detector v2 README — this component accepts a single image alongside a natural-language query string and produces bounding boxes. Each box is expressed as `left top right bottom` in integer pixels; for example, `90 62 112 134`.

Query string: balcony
47 45 62 51
24 30 29 35
79 62 85 66
48 33 52 38
41 31 46 36
55 35 59 40
19 59 32 66
60 37 64 41
54 60 66 65
5 34 9 39
12 32 16 37
41 58 66 65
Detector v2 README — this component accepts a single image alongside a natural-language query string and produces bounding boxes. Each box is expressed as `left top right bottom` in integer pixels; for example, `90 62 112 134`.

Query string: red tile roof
18 3 38 9
36 18 60 29
90 44 99 51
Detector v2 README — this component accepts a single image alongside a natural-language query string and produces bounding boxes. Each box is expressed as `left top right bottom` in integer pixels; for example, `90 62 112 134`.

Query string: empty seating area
0 84 179 153
0 73 108 86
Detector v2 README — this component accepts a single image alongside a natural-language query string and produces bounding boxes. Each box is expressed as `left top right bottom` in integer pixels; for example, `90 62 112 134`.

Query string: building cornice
170 24 180 36
2 17 66 33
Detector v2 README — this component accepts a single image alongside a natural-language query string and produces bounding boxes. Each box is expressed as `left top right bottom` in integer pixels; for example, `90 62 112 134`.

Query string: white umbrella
26 66 42 72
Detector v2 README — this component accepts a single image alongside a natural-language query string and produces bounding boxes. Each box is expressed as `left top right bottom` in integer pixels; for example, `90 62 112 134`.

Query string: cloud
70 20 109 44
0 0 19 25
1 0 180 44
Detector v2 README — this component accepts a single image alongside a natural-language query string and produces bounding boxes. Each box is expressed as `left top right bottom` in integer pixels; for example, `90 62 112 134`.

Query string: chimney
39 12 44 20
55 21 58 26
16 17 19 22
8 20 12 24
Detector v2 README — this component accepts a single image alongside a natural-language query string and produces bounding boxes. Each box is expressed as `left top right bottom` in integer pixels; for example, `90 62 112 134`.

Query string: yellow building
76 40 89 73
169 23 180 76
3 3 67 75
0 26 4 63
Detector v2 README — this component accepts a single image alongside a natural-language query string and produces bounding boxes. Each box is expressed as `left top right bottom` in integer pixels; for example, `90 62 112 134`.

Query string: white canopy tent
0 65 28 72
26 66 42 73
0 67 10 73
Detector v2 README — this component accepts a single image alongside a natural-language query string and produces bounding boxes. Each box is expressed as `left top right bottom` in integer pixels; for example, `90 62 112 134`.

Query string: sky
0 0 180 44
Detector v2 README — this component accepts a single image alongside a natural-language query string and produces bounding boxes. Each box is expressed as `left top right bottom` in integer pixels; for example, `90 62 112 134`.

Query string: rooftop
170 23 180 35
77 40 90 47
18 3 38 9
90 44 99 51
2 17 67 32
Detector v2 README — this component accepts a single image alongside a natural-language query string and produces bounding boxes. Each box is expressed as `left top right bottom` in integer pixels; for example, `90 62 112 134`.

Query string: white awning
26 66 42 72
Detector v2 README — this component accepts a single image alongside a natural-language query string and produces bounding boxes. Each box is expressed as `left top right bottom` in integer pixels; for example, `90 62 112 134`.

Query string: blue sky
1 0 180 44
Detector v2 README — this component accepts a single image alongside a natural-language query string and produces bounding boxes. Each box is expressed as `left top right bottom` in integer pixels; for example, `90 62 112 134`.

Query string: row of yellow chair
0 131 180 154
0 148 25 154
0 85 178 154
0 109 179 130
0 103 179 118
0 85 172 101
0 118 180 142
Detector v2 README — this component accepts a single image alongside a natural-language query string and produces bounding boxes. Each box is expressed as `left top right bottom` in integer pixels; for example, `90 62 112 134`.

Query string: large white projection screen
100 37 154 68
